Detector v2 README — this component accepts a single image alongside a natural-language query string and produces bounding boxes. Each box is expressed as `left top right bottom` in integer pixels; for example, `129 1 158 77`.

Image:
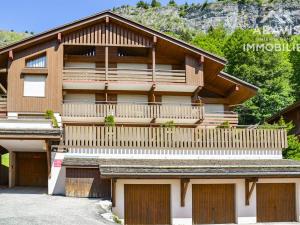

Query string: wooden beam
105 16 110 23
192 86 202 103
0 68 7 74
245 178 258 205
0 83 7 94
46 141 51 179
199 55 205 64
153 36 157 44
8 50 13 61
152 45 156 82
180 178 190 207
105 47 108 81
111 178 117 207
57 33 62 43
226 84 240 98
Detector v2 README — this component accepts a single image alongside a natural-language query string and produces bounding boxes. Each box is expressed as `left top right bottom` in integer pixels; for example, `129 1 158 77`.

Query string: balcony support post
152 36 157 82
105 47 108 81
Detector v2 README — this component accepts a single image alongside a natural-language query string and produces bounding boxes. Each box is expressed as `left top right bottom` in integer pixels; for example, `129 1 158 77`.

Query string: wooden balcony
64 126 287 150
63 67 186 83
63 103 205 124
62 103 239 126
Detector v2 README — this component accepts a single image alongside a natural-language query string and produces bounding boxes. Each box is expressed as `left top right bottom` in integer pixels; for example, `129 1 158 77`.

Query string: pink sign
54 159 63 168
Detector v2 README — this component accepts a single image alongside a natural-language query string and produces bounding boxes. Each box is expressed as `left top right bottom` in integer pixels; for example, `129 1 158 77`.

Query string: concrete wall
113 178 300 225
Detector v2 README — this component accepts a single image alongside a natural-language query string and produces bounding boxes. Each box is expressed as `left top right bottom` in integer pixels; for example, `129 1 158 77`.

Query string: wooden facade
7 41 63 113
124 184 171 225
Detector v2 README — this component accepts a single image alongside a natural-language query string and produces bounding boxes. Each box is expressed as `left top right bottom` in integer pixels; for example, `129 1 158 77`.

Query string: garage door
16 152 47 187
65 168 111 198
125 184 171 225
193 184 235 224
257 183 296 222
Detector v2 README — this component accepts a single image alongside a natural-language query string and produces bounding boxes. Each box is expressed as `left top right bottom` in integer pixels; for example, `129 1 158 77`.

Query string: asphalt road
0 187 115 225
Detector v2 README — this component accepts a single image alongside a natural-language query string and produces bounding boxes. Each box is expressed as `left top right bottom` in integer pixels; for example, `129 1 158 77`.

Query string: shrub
162 120 176 128
105 115 115 127
217 121 230 128
45 110 59 128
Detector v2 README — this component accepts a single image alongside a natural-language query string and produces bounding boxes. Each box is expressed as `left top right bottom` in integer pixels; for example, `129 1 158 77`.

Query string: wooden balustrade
63 67 186 83
63 103 204 120
64 126 287 149
0 96 7 118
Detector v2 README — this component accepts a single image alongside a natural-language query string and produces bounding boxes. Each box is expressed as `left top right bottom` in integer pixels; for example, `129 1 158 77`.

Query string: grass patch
1 153 9 167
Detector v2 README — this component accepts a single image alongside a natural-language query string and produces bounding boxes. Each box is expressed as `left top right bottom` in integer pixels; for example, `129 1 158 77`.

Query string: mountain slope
0 31 30 48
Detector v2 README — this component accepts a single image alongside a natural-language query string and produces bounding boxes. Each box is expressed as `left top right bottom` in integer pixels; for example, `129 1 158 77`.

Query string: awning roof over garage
0 128 61 139
62 158 300 178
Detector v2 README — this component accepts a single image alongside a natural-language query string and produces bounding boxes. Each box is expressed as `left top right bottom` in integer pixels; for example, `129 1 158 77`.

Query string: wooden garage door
65 168 111 198
125 184 171 225
193 184 235 224
16 152 47 187
257 183 296 222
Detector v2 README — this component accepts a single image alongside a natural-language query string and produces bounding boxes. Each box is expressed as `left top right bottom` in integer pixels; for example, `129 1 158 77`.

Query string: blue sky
0 0 202 33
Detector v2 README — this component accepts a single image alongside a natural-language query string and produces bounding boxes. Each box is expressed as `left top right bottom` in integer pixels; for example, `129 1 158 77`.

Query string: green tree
223 29 295 123
151 0 161 7
192 25 228 57
168 0 177 6
136 0 150 9
289 35 300 99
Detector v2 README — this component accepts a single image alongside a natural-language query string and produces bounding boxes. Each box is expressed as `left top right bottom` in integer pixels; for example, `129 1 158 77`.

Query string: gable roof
0 11 226 65
267 100 300 123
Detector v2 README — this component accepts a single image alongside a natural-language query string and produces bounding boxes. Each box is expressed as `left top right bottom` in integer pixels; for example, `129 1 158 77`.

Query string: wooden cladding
124 184 171 225
63 103 204 120
64 126 287 149
65 168 111 198
257 183 296 222
63 22 152 47
63 67 186 83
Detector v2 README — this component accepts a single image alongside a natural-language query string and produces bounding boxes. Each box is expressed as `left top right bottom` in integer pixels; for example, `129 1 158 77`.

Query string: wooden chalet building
268 100 300 137
0 11 300 225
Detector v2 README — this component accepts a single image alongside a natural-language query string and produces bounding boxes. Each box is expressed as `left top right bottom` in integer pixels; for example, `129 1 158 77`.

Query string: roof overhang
0 11 226 66
62 158 300 179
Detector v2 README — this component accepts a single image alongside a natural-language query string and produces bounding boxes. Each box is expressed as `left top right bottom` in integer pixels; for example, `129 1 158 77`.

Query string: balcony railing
62 102 240 125
63 67 186 83
0 95 7 118
63 102 205 121
64 126 287 149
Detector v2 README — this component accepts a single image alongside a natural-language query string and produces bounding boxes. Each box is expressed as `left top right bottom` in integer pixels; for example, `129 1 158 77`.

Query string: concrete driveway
0 187 116 225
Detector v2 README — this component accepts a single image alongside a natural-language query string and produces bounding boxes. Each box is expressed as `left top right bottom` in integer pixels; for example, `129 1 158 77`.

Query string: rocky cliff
114 1 300 36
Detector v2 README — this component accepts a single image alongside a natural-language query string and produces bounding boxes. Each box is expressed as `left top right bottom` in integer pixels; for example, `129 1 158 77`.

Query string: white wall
113 178 300 225
65 62 96 68
162 96 191 105
117 63 147 70
64 93 96 103
205 104 225 114
117 94 148 104
48 152 66 195
67 148 283 160
0 119 52 129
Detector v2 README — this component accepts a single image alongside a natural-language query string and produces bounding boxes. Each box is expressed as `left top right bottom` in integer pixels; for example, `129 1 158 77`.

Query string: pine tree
151 0 161 7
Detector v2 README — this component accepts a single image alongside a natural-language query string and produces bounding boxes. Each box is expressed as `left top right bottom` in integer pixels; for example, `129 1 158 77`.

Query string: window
23 75 46 97
26 54 47 68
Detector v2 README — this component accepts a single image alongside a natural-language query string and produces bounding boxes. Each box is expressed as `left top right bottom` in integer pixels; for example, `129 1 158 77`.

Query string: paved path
0 187 115 225
1 187 300 225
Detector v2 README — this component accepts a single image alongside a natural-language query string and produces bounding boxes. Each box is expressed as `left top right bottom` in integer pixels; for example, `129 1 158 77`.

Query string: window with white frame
26 54 47 68
23 75 46 97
